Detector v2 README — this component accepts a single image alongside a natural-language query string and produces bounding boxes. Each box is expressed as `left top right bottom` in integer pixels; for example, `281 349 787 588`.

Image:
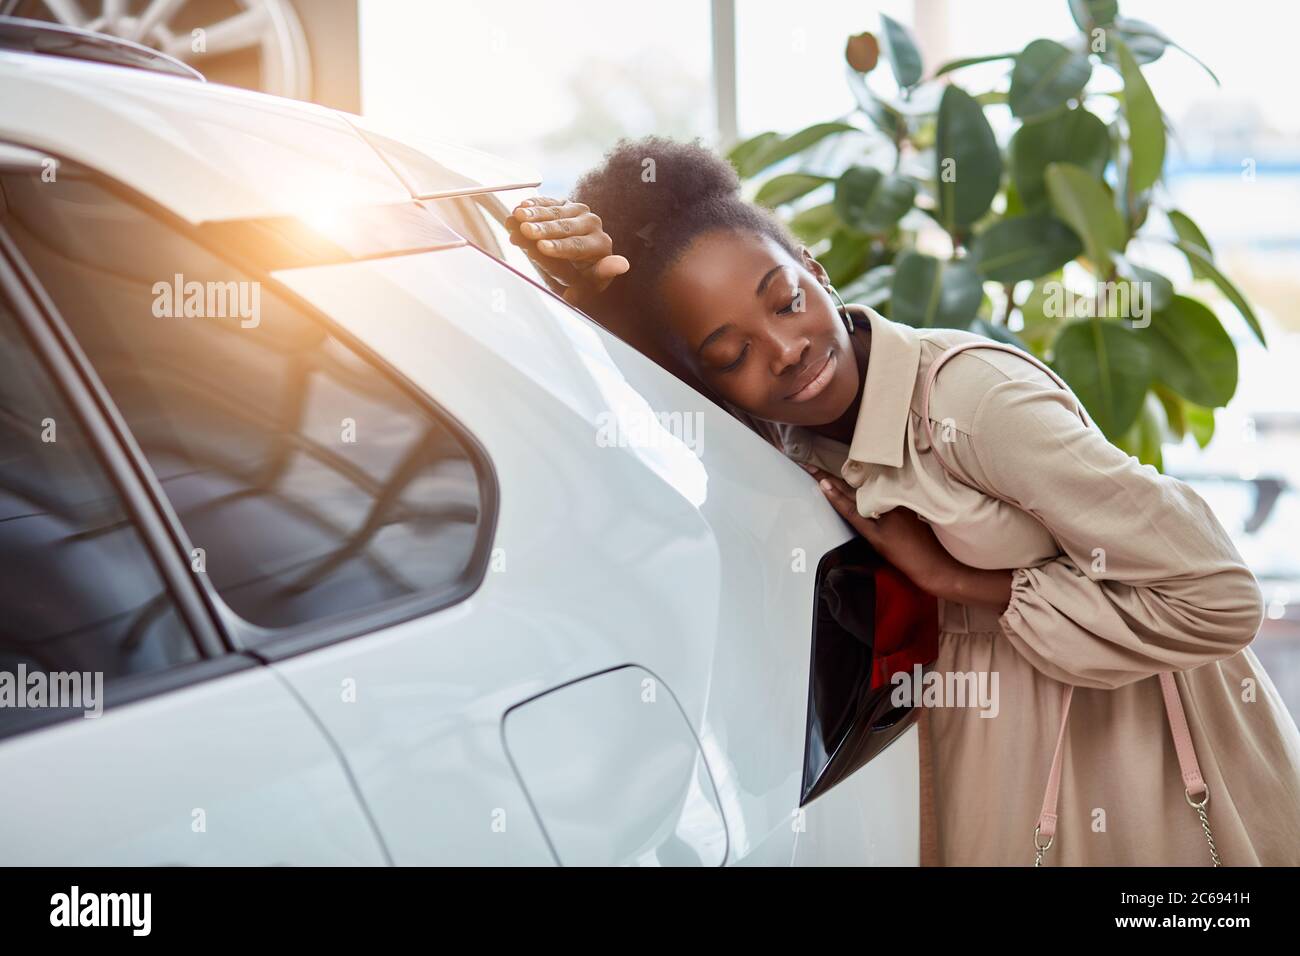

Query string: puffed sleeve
948 373 1265 690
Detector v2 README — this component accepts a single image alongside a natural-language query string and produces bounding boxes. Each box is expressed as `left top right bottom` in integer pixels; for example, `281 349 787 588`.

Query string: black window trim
0 151 501 664
0 235 268 741
0 238 224 658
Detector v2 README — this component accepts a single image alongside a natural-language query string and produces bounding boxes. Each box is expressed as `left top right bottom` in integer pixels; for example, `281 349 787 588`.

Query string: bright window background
359 0 712 194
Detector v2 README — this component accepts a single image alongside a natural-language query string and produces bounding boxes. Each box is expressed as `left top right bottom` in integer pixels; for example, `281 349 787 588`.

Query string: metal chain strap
1031 789 1224 866
1187 787 1223 867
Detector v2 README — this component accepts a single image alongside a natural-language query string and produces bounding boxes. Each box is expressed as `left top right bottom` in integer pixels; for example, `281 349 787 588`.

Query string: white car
0 17 925 865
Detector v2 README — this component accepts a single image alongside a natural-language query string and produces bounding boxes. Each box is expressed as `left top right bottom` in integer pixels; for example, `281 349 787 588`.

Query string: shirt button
788 441 808 458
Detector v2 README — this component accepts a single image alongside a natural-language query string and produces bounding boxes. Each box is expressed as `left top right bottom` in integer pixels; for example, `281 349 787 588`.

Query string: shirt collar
846 307 922 469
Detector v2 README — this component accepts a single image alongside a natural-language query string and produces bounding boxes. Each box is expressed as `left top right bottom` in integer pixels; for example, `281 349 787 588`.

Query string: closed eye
777 295 799 315
721 344 749 372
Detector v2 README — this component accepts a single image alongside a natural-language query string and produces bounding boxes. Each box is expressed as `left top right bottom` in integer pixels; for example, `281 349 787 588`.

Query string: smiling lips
786 350 837 402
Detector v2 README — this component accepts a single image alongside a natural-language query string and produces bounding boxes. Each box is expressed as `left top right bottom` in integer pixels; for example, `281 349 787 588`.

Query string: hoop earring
826 281 854 334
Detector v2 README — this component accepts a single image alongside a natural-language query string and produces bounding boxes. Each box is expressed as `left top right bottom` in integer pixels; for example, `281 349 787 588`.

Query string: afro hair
571 136 801 322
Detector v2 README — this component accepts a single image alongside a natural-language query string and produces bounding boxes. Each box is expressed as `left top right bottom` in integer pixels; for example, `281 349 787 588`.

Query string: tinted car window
0 293 198 708
0 171 488 634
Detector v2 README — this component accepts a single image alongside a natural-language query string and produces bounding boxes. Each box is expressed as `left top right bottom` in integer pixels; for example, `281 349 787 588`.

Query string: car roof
0 49 540 224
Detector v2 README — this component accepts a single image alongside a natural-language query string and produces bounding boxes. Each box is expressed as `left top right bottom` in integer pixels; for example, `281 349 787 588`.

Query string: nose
765 324 810 377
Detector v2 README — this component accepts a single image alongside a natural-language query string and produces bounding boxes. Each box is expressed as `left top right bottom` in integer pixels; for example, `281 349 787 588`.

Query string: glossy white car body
0 46 919 865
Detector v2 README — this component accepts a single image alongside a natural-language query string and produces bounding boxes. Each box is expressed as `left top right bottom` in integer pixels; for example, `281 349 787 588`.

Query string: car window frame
0 230 263 741
0 152 501 663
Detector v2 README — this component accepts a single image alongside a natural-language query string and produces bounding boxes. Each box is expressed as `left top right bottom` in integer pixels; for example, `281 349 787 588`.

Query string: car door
273 235 924 865
0 162 386 866
430 192 929 865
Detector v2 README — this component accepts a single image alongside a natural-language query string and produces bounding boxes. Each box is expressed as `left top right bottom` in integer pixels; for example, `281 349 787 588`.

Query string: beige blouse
738 305 1300 865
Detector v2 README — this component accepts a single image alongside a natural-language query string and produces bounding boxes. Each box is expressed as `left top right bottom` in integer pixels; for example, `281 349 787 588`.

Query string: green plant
727 0 1262 468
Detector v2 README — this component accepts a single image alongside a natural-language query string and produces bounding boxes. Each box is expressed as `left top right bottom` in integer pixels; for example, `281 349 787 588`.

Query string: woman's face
657 230 862 426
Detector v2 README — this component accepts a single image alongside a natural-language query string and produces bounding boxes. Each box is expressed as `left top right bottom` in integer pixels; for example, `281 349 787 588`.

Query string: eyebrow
755 265 784 297
697 265 788 356
697 323 733 355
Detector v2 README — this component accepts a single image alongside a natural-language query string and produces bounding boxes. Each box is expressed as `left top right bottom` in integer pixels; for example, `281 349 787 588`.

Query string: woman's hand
801 464 1013 612
507 197 629 308
803 464 956 595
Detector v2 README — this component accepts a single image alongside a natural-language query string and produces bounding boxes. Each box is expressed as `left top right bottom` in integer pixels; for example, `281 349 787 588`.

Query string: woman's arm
954 374 1264 690
805 467 1013 612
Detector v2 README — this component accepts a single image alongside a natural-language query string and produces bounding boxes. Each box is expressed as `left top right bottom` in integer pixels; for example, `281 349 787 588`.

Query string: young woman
506 136 1300 865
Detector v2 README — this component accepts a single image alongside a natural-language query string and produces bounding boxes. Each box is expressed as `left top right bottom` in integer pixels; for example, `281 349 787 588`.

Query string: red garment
871 560 938 691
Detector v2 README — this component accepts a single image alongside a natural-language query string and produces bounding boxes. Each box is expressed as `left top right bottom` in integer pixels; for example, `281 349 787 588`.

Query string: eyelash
721 344 749 372
718 296 799 372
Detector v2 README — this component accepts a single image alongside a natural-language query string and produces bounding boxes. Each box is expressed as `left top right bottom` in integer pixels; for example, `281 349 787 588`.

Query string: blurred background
367 0 1300 722
12 0 1298 716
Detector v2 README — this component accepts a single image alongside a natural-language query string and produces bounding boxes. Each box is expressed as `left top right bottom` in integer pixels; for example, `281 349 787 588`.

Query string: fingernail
539 240 554 251
819 479 831 491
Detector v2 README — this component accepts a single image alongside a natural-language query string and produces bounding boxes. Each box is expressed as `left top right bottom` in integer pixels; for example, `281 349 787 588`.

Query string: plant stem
998 282 1016 325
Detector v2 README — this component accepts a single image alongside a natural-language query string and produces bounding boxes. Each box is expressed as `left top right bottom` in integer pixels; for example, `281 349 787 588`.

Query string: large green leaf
879 14 923 88
833 166 917 234
1105 18 1220 84
1045 162 1126 272
787 202 841 245
1167 209 1213 279
1111 255 1173 314
1052 318 1153 437
1168 238 1266 346
1145 295 1238 407
932 52 1016 78
1009 39 1092 119
969 214 1083 282
819 229 873 287
1152 382 1187 442
1103 19 1166 65
1115 40 1165 196
840 264 895 309
730 123 858 179
889 251 983 328
1010 106 1110 208
755 173 832 208
846 66 905 138
1118 391 1166 468
935 85 1002 230
1069 0 1118 31
1184 401 1216 448
1017 274 1067 354
727 131 781 178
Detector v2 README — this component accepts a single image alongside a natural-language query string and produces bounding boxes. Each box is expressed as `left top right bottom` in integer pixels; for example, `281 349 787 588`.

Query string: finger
818 478 854 511
506 228 580 284
519 212 607 242
819 479 881 538
510 197 566 224
584 255 630 289
824 474 856 498
515 201 589 223
511 197 551 220
535 234 608 259
803 464 853 498
819 478 866 522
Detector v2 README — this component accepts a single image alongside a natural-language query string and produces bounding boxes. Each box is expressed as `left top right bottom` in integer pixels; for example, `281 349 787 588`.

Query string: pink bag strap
919 340 1217 866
